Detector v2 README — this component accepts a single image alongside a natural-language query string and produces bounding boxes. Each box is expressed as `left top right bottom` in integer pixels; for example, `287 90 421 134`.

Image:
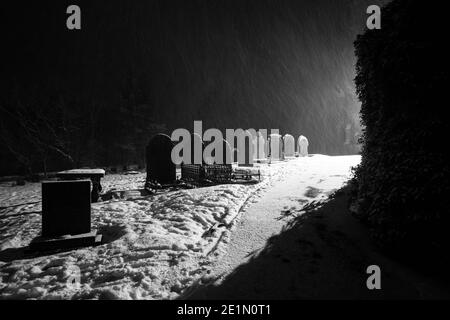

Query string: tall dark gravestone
146 134 176 184
42 180 91 237
30 179 102 251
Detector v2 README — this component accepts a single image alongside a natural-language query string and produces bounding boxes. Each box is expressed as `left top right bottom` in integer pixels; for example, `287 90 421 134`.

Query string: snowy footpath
0 155 359 299
182 155 362 298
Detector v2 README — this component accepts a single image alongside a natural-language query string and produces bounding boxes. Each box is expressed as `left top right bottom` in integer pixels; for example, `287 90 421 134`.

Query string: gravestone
29 179 102 251
42 180 91 237
252 136 258 161
298 135 309 157
238 131 254 167
283 134 295 157
269 134 284 160
56 168 105 203
257 133 266 160
146 133 176 184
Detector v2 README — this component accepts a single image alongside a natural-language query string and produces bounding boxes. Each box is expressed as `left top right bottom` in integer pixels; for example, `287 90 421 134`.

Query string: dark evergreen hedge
351 0 450 248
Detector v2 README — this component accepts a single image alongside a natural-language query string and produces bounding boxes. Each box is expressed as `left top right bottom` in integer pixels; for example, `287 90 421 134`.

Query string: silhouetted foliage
351 0 450 248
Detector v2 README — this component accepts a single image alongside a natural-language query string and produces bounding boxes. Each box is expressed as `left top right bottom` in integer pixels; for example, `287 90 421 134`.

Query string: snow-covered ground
0 155 360 299
183 155 362 298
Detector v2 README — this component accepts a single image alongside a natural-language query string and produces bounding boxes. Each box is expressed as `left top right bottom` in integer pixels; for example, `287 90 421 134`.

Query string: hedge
351 0 450 249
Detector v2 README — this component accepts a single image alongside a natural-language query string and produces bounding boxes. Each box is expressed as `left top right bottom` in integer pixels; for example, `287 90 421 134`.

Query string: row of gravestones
146 133 309 184
254 133 309 160
32 132 306 250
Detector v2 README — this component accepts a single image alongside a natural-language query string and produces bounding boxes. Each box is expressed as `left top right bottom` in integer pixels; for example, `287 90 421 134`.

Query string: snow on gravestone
283 134 295 157
146 134 176 184
269 133 284 160
298 135 309 157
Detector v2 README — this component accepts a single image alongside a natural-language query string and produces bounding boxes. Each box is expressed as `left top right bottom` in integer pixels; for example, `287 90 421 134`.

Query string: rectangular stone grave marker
56 169 105 202
30 179 101 251
42 179 91 237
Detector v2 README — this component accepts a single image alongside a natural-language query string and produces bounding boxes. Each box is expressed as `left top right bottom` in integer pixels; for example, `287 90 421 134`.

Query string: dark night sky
0 0 387 173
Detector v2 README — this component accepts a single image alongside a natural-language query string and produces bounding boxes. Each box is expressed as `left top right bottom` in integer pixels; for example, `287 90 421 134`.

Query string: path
184 155 450 299
206 156 359 284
